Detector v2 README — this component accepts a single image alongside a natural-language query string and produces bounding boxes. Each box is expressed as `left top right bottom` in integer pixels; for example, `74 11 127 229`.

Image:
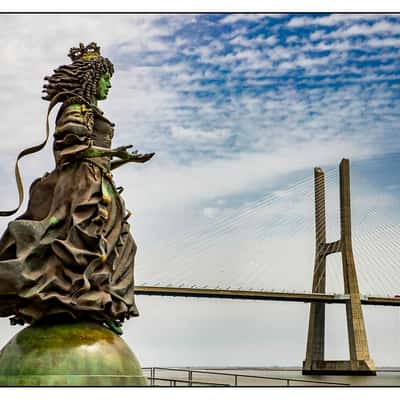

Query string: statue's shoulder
57 97 93 118
55 97 94 136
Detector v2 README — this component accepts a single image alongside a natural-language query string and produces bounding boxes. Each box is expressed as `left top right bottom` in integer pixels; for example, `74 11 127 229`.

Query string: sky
1 13 400 368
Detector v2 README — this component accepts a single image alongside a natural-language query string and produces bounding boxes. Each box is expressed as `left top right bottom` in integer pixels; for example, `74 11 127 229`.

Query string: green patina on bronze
80 146 108 158
48 216 59 227
0 320 148 386
102 177 114 202
97 72 112 101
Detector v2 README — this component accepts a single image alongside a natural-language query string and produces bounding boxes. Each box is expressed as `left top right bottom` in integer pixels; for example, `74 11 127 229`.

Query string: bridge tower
302 158 376 375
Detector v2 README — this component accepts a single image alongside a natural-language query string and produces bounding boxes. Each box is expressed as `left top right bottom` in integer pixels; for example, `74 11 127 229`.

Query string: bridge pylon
302 158 376 375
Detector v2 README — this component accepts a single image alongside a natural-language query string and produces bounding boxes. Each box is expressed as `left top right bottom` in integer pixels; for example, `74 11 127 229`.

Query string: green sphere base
0 320 148 386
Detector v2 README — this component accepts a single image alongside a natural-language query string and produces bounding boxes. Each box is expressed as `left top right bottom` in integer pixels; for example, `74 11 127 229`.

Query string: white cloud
287 14 395 28
278 54 334 70
310 30 326 41
170 127 232 143
116 135 380 220
367 36 400 47
219 14 275 24
329 20 400 38
265 35 278 46
302 39 355 52
203 207 224 218
230 34 278 48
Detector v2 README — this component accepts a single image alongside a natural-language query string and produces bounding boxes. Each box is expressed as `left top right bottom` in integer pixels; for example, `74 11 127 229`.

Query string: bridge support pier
302 159 376 376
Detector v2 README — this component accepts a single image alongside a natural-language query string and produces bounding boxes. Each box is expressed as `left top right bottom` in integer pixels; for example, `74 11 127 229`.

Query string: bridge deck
134 286 400 306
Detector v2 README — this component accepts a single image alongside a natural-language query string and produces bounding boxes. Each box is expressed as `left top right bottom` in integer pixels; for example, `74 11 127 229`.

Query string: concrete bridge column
303 159 376 375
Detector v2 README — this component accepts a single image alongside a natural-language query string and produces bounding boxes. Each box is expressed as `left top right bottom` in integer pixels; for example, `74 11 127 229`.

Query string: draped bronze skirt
0 160 138 324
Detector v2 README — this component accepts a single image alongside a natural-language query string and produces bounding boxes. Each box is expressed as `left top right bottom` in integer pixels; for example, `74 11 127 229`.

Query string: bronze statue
0 42 154 334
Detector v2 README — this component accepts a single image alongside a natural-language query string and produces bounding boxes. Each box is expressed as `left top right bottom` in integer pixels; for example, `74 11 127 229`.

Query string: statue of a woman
0 43 154 333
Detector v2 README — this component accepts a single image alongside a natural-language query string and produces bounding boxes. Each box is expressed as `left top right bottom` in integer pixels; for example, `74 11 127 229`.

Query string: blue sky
110 14 400 163
1 13 400 367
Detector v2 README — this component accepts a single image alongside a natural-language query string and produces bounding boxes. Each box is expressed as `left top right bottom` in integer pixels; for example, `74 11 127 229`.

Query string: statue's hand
112 145 134 160
111 145 154 163
127 152 155 163
110 151 155 170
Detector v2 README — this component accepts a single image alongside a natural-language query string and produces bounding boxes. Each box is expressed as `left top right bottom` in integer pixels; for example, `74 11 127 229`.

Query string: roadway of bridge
134 286 400 306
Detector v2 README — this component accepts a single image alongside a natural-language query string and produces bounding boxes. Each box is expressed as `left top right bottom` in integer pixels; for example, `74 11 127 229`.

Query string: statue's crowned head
68 42 101 62
42 42 114 104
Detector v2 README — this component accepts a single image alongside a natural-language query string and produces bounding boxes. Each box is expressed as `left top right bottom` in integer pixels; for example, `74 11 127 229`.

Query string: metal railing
142 367 350 387
146 376 229 387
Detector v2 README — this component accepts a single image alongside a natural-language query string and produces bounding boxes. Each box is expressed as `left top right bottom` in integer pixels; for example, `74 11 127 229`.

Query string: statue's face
97 72 112 100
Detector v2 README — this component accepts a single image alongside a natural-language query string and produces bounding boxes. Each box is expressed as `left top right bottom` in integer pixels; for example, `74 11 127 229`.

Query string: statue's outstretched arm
79 144 154 162
110 149 155 170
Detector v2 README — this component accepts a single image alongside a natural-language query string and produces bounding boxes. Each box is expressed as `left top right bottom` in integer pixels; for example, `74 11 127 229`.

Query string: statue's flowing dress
0 98 139 324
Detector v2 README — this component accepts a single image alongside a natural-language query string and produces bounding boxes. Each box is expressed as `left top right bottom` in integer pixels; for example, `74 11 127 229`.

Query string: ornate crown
68 42 101 62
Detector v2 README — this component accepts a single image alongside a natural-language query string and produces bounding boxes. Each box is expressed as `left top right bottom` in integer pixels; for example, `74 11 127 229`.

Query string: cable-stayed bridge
134 156 400 376
134 285 400 306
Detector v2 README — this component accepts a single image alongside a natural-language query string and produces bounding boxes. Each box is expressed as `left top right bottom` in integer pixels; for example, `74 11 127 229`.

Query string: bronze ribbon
0 91 93 217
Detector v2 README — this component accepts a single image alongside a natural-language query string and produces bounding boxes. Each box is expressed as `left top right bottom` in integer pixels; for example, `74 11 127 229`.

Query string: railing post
188 370 192 386
234 374 238 386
